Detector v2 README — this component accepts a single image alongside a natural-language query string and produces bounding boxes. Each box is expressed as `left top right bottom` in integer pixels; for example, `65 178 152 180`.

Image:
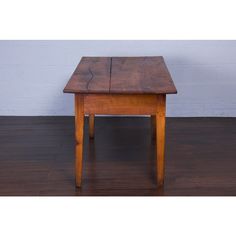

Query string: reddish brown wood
156 94 166 186
110 57 177 94
64 57 111 94
63 56 177 94
64 56 177 188
75 94 84 187
84 94 158 115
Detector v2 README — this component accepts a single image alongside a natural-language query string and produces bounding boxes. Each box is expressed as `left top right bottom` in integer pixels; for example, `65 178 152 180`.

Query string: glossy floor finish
0 117 236 196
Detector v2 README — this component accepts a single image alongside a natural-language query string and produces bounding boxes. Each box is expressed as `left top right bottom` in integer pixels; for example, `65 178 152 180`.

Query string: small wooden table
64 56 177 187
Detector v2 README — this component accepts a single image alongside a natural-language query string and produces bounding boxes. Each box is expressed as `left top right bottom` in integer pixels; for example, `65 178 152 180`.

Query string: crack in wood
86 68 94 91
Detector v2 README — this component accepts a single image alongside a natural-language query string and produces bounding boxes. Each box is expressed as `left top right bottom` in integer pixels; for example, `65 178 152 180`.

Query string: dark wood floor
0 116 236 196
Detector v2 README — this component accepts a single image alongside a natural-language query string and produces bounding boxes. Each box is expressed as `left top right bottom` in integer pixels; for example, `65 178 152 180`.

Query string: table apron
83 94 164 115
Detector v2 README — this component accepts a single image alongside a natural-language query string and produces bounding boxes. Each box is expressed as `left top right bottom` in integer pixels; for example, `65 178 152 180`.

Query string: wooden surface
0 117 236 196
84 94 158 115
64 57 111 94
74 95 84 187
83 93 167 187
63 57 177 94
156 95 166 186
64 56 176 187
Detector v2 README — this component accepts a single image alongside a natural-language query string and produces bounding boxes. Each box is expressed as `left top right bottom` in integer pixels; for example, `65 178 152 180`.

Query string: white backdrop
0 40 235 116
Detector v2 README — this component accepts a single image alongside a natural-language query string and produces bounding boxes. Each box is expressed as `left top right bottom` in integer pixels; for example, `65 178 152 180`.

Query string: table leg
156 94 166 187
75 94 84 187
89 114 95 139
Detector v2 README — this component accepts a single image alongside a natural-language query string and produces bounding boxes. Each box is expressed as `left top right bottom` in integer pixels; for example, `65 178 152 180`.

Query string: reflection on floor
0 116 236 196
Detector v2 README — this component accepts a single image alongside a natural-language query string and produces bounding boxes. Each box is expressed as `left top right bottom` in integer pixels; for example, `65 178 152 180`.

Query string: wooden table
64 56 177 187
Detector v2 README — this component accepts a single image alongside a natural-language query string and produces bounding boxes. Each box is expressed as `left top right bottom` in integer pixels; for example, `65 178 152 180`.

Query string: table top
63 56 177 94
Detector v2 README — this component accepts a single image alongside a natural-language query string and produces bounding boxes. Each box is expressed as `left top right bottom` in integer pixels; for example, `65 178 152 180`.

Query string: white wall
0 40 236 116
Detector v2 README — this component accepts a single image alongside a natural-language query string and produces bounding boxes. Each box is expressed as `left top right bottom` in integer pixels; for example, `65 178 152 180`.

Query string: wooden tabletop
63 56 177 94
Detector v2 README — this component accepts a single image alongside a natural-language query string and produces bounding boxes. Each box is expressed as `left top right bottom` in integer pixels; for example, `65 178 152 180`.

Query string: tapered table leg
156 94 166 187
89 114 95 139
75 94 84 187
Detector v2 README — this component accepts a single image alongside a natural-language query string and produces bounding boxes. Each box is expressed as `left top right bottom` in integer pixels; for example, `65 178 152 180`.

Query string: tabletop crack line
86 68 94 92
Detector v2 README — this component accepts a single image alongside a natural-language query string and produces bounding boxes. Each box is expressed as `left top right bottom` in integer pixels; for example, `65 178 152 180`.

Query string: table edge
63 89 178 95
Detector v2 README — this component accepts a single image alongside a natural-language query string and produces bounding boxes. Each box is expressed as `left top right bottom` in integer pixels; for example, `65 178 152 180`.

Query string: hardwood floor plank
0 116 236 196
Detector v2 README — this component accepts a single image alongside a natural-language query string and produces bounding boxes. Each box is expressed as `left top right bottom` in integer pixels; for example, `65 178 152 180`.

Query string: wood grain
156 95 166 186
64 57 111 94
75 94 84 187
84 94 158 115
110 57 177 94
64 56 177 188
1 117 236 196
63 56 177 94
